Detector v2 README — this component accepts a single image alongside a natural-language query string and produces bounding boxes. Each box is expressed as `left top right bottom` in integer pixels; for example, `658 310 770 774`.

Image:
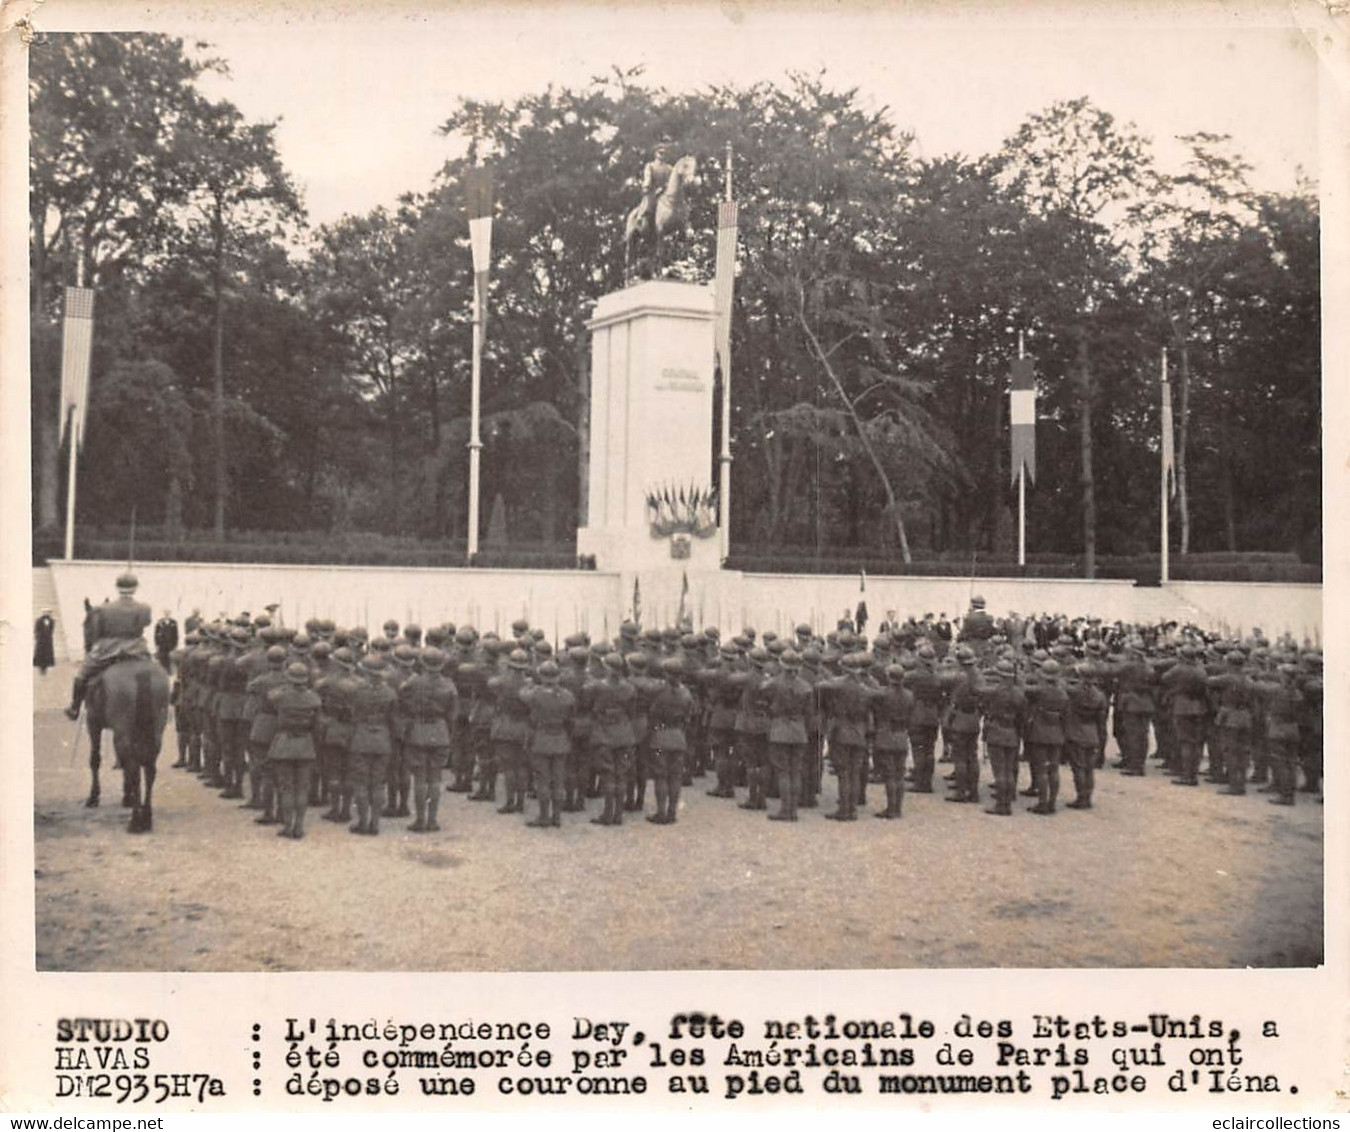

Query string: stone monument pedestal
577 280 719 571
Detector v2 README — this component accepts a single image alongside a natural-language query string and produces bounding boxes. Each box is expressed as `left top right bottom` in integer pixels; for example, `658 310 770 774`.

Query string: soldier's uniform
1024 660 1069 814
1064 665 1107 809
1112 647 1156 776
646 658 695 824
243 645 290 822
1298 655 1323 797
1261 666 1304 806
398 647 460 832
763 650 813 822
519 660 575 828
943 648 983 803
66 573 153 719
318 647 358 824
1208 651 1256 795
870 665 914 819
216 628 252 799
703 646 743 798
822 653 874 821
624 652 663 813
589 653 637 826
905 648 945 793
346 655 398 835
1162 646 1210 786
487 650 533 815
980 661 1026 816
267 663 322 839
732 650 773 811
446 629 480 793
384 643 420 818
559 645 593 811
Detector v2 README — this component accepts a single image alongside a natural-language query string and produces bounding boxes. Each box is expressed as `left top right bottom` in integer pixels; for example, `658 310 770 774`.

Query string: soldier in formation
159 595 1322 845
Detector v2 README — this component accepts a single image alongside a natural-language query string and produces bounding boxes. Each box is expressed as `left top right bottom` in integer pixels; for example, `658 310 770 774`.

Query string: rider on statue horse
65 572 152 720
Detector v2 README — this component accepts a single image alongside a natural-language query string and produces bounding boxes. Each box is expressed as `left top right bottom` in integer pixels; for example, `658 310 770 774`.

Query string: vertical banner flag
713 200 739 379
1009 356 1036 485
1161 358 1177 497
60 286 95 450
464 166 494 316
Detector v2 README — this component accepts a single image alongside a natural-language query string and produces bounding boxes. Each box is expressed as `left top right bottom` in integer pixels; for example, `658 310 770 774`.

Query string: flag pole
1017 330 1026 569
465 167 493 564
1160 346 1170 586
63 406 78 561
716 143 736 565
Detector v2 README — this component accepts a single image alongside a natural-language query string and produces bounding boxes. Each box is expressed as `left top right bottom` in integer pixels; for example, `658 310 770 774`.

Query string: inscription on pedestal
655 366 705 393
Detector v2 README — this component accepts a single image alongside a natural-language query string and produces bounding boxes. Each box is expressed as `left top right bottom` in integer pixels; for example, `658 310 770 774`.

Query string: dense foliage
30 36 1321 569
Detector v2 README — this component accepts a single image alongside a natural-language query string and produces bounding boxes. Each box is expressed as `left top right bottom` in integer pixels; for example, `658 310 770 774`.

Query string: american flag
60 286 96 451
1161 353 1177 497
714 200 738 378
464 165 494 310
1009 356 1036 486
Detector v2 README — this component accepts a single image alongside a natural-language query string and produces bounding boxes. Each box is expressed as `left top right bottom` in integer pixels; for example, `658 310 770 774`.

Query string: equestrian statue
623 140 697 282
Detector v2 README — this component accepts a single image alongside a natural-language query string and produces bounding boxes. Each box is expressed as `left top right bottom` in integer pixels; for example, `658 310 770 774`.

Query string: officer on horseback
65 572 152 720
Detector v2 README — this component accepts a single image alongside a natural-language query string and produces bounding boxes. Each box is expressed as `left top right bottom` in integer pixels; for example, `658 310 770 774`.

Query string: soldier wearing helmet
65 571 153 721
559 644 595 812
1260 663 1304 806
214 627 253 800
1063 663 1108 809
702 643 745 799
644 657 695 824
486 649 534 815
1161 644 1210 787
397 647 460 832
905 645 946 793
1024 659 1069 814
1207 649 1257 796
819 652 877 821
941 646 984 804
1111 640 1156 777
381 642 421 820
346 653 398 835
519 659 575 828
731 648 774 811
242 644 291 822
589 652 637 826
266 663 323 839
870 664 914 819
317 645 358 825
979 660 1026 816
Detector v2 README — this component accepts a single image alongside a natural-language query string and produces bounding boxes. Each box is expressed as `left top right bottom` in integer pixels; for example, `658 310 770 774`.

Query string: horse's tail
133 667 158 756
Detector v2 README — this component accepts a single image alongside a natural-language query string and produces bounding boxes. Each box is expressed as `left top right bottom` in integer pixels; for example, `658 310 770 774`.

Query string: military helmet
312 640 333 660
394 643 418 667
511 618 531 635
455 626 477 646
285 662 310 685
626 651 649 671
956 645 976 666
1041 659 1061 676
719 642 739 659
564 632 586 649
704 626 720 641
266 644 287 665
360 653 387 673
424 626 447 647
229 627 250 645
534 639 554 657
333 647 356 669
748 647 771 666
885 663 905 683
661 657 684 677
567 645 589 664
317 618 336 636
507 648 531 670
254 613 272 629
370 636 392 653
420 647 447 671
537 659 560 681
795 623 813 638
1226 650 1247 666
917 645 936 662
766 638 786 656
802 647 822 667
115 572 138 592
603 652 626 672
996 659 1016 676
292 633 312 653
383 619 399 633
971 595 986 609
780 649 802 668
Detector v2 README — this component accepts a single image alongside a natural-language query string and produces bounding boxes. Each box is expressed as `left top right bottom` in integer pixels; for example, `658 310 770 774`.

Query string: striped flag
60 286 95 451
1009 356 1036 486
713 200 739 378
464 165 494 312
1161 355 1177 497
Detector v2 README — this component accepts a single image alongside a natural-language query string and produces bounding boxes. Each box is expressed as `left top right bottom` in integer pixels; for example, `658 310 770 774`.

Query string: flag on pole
714 200 739 378
1161 361 1177 497
677 570 690 628
1009 356 1036 486
633 576 642 627
464 165 494 313
60 286 95 451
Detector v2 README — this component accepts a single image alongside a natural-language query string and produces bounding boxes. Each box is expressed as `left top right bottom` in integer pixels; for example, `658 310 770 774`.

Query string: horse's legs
122 747 139 810
86 726 101 808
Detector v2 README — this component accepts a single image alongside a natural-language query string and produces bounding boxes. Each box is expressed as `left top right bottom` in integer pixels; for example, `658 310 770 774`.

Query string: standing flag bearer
1160 347 1177 583
714 143 739 564
1009 335 1035 567
464 165 494 562
60 274 96 561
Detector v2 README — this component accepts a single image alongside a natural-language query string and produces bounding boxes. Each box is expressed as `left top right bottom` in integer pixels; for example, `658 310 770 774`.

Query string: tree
1000 97 1156 576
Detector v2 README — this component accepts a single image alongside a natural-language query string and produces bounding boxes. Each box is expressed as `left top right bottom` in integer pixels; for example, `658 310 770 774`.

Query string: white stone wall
47 561 1323 657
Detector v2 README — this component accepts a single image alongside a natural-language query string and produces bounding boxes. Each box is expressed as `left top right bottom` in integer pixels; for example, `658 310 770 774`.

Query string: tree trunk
211 204 227 540
1177 334 1192 555
1077 327 1096 579
796 299 912 563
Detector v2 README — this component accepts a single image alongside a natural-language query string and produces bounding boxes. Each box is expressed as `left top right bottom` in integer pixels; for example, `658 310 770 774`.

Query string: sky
130 2 1329 229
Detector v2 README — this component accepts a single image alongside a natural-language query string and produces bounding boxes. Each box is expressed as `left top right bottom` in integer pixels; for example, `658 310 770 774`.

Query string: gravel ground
32 663 1323 972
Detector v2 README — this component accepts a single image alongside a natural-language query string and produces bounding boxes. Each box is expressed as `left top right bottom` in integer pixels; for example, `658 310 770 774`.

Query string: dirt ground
31 662 1323 972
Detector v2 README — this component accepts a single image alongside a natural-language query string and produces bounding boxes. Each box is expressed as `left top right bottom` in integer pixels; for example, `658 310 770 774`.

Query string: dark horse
84 659 171 833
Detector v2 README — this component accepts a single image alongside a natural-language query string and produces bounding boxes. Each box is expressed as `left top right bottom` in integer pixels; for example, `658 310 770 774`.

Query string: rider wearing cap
65 572 152 720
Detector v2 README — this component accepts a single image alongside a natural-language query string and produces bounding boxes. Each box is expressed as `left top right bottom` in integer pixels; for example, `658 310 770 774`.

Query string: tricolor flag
1161 354 1177 497
1009 356 1036 486
464 165 494 313
60 286 95 451
713 200 739 379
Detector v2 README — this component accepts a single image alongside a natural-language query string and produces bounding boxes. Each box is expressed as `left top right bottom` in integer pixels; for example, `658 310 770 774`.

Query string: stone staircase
32 566 71 664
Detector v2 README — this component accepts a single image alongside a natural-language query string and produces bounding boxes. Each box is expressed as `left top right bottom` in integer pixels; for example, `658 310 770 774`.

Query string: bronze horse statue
623 153 697 282
83 658 171 833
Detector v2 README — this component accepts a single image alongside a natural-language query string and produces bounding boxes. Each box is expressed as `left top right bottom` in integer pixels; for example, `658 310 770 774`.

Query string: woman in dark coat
33 609 56 675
